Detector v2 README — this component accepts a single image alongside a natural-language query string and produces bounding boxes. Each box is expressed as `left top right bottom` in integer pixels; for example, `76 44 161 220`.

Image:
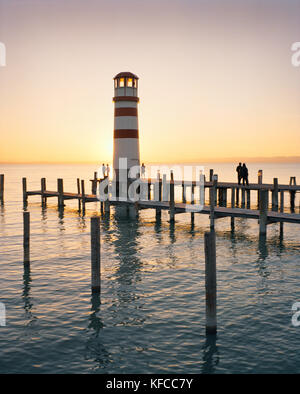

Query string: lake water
0 162 300 374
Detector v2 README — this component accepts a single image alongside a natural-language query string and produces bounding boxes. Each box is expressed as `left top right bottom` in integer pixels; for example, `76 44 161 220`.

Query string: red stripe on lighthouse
114 129 139 138
114 108 138 116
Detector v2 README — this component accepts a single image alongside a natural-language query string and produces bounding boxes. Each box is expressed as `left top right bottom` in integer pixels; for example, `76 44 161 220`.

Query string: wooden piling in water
209 169 214 182
241 187 245 208
155 172 162 219
235 187 239 207
81 180 86 213
23 211 30 265
231 187 235 229
246 189 251 209
91 216 101 293
41 178 46 206
77 178 81 212
280 190 284 236
182 182 186 203
92 172 97 195
272 178 279 211
57 179 64 208
204 231 217 335
257 169 263 206
22 177 28 207
289 177 296 212
209 176 217 230
169 171 175 222
0 174 4 205
259 189 268 236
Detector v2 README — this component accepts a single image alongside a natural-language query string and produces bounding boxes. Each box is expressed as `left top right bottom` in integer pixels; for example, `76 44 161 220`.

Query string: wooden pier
19 169 300 237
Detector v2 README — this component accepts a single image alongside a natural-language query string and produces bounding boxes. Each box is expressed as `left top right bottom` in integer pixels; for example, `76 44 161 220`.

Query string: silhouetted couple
236 162 249 186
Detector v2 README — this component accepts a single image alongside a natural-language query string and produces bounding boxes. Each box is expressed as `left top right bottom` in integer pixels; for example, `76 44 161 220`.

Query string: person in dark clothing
236 162 242 185
241 163 249 186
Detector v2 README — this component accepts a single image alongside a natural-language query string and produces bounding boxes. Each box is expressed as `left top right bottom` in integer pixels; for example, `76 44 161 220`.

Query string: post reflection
201 334 219 374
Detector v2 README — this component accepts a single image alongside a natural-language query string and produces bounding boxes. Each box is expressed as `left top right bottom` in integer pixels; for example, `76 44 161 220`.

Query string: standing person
242 163 249 186
102 163 106 178
236 162 242 185
141 163 146 178
106 164 110 179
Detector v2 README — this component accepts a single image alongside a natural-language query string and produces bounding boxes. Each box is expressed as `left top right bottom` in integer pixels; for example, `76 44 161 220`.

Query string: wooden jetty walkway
17 168 300 237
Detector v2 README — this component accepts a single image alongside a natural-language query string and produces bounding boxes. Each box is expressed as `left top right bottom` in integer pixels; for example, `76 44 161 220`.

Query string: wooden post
210 176 217 230
92 172 97 195
246 189 251 209
77 178 81 212
91 216 101 293
241 187 245 208
272 178 278 211
209 169 214 182
81 179 86 213
223 188 227 207
57 178 64 208
231 187 235 229
218 188 222 206
162 174 168 201
204 231 217 335
259 189 268 236
289 177 296 212
23 211 30 265
258 169 263 206
0 174 4 205
280 190 284 237
22 177 28 207
199 173 205 207
148 180 151 201
156 172 161 219
236 187 239 207
41 178 46 206
191 184 195 222
169 171 175 222
182 182 186 203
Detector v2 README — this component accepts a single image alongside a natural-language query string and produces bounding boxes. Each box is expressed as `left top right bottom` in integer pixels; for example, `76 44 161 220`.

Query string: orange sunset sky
0 0 299 164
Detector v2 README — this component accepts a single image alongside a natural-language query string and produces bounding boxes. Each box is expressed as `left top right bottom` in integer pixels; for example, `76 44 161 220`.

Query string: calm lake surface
0 162 300 374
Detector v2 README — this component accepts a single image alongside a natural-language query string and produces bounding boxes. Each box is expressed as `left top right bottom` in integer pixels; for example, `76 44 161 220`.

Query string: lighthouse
113 72 140 190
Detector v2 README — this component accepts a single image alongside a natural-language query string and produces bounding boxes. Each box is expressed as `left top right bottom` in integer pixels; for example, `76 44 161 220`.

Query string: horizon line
1 156 300 165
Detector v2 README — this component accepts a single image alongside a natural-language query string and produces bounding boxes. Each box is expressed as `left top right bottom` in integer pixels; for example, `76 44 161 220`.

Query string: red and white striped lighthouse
113 72 140 185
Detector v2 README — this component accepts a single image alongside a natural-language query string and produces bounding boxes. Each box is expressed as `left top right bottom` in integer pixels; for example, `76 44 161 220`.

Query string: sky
0 0 299 164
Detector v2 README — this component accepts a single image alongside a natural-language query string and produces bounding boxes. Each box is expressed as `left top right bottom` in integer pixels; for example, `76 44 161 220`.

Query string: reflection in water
22 264 37 327
113 215 142 289
154 216 162 243
169 221 176 244
85 294 111 368
201 334 219 374
258 234 268 262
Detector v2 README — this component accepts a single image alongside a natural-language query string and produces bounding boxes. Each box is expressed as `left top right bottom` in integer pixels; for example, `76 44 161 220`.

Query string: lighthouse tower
113 72 140 187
